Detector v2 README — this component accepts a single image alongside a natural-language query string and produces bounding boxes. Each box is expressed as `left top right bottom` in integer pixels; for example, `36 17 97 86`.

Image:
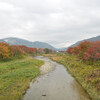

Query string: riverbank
0 56 44 100
44 54 100 100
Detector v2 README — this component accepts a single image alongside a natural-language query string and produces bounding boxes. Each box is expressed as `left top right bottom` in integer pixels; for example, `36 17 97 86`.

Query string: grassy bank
44 54 100 100
0 56 44 100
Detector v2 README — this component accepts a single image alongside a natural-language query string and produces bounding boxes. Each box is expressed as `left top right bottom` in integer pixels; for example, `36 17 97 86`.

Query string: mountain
0 37 56 50
70 35 100 47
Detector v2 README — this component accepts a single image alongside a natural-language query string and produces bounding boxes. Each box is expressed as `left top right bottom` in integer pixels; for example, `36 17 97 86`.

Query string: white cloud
0 2 14 11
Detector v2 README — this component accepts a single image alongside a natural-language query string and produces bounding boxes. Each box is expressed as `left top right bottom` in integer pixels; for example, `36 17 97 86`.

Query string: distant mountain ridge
0 37 56 50
1 36 99 51
70 35 100 47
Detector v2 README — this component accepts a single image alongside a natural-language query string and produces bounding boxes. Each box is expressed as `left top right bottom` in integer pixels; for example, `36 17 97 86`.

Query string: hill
0 37 56 50
70 35 100 47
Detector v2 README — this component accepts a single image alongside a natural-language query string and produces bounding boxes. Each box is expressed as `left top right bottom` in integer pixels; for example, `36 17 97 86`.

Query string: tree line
66 41 100 62
0 42 54 60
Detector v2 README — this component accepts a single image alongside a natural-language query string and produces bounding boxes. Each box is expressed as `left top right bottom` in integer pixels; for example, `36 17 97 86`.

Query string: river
23 56 90 100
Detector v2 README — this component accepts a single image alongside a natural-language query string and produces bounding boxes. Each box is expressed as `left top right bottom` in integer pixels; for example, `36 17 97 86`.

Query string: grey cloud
0 0 100 48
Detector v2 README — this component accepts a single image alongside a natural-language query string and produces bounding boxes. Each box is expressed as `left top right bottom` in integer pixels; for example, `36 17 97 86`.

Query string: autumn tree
66 47 73 54
67 41 100 62
0 43 12 60
11 45 24 56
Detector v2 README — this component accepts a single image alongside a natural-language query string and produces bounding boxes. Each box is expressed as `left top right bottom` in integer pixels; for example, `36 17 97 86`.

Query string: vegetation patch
0 56 44 100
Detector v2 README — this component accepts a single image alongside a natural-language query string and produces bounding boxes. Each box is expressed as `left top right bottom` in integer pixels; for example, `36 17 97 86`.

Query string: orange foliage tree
0 42 12 60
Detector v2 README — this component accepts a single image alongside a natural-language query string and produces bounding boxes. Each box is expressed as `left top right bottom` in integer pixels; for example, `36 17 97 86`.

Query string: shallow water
23 56 90 100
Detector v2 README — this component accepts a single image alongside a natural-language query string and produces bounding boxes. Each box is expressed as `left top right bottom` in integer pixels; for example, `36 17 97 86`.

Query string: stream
23 56 90 100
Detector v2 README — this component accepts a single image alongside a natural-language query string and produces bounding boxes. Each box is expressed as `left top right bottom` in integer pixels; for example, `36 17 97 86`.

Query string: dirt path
23 56 90 100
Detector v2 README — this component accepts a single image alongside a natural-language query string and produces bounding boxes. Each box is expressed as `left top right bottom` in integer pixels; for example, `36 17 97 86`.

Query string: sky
0 0 100 48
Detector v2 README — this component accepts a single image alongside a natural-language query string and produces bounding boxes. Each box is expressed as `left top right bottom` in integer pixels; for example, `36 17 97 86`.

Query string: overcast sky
0 0 100 48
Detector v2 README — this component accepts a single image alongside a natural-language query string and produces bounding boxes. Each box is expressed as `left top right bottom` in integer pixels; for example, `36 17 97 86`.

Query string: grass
45 54 100 100
0 56 44 100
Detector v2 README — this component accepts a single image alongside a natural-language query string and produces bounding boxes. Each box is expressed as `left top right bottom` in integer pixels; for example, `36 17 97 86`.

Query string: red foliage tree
84 52 90 60
67 41 100 62
71 47 79 55
30 48 37 53
66 47 73 54
84 41 100 61
19 46 37 54
11 45 25 56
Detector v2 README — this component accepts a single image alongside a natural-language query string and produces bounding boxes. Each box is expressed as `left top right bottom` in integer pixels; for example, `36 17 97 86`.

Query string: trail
23 56 90 100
